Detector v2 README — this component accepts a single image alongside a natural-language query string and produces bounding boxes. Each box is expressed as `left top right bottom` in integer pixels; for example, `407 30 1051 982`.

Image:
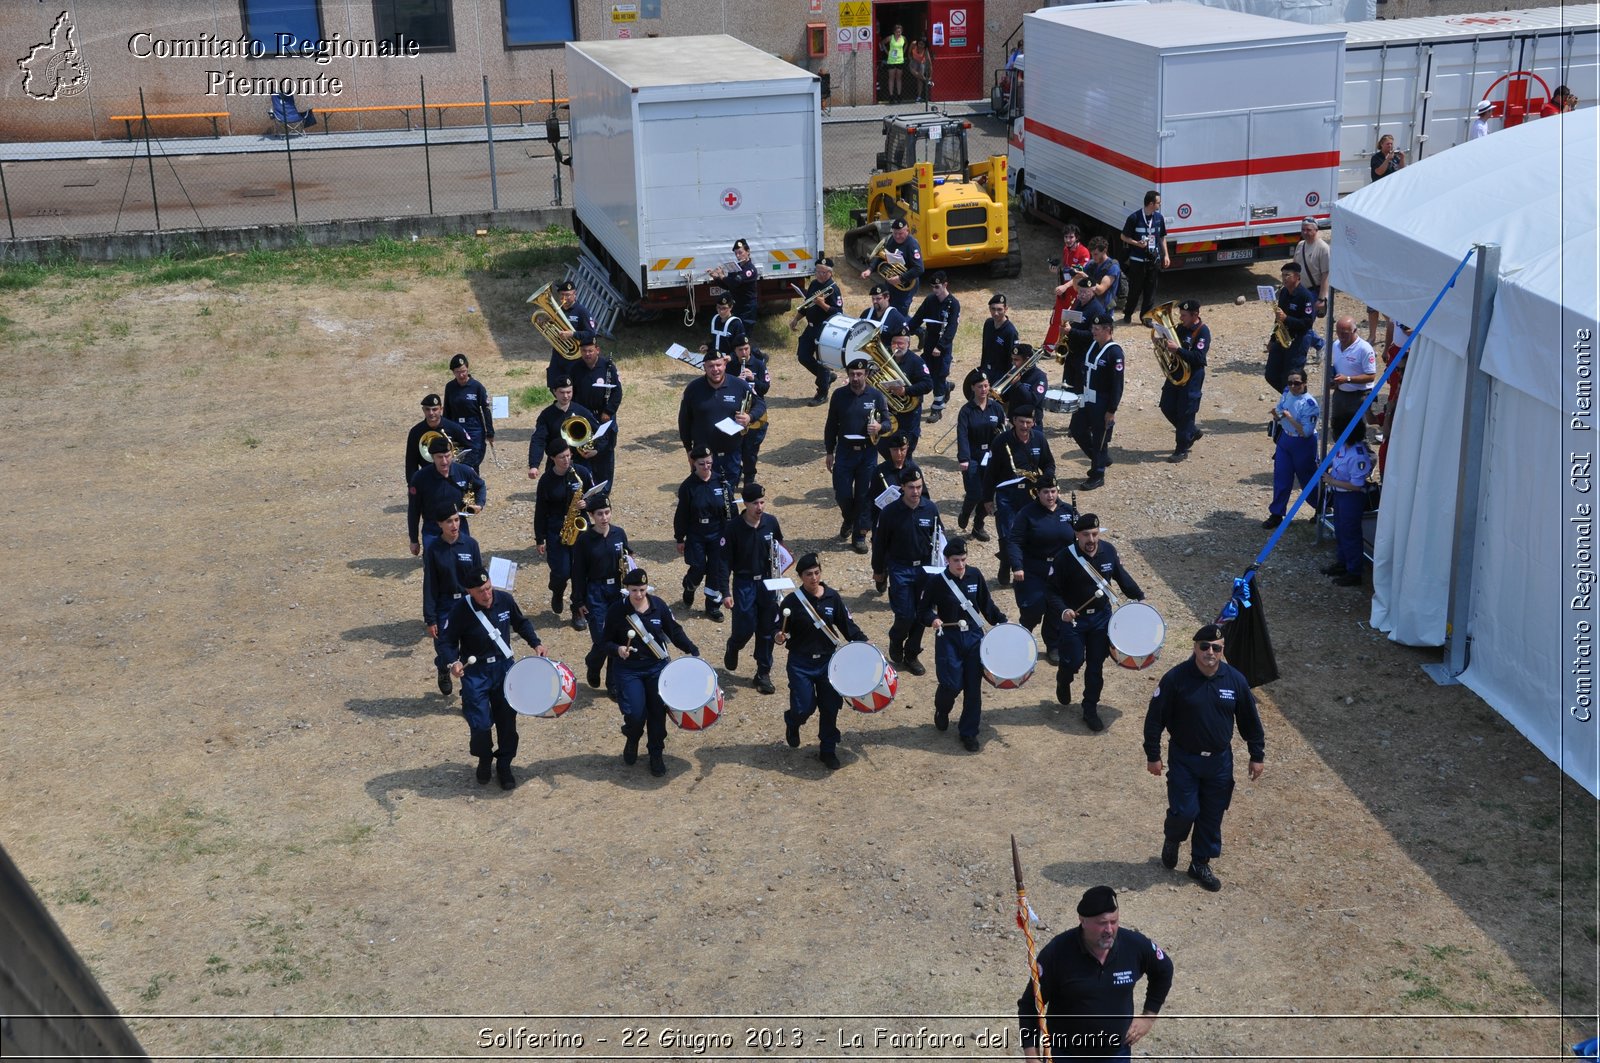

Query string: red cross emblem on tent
1481 70 1554 129
720 187 742 210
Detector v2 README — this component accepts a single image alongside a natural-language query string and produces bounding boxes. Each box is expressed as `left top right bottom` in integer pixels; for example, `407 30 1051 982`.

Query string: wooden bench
110 112 230 140
315 97 566 132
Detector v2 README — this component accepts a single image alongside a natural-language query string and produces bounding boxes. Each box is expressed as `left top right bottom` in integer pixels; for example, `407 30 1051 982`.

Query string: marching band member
955 370 1004 543
1046 513 1145 733
860 283 914 342
571 336 623 490
422 512 481 696
909 270 961 422
917 538 1008 752
527 376 601 477
870 433 923 540
601 568 700 777
709 238 760 331
998 343 1050 427
440 569 546 791
1047 277 1106 365
871 468 939 677
408 436 485 557
722 483 785 695
1264 261 1317 394
678 350 763 488
880 324 933 457
824 359 891 555
1006 477 1078 662
444 353 493 470
544 280 596 387
405 393 471 485
1068 315 1125 492
533 440 595 626
790 256 842 406
979 293 1019 383
986 404 1055 586
674 447 733 623
705 293 747 357
571 495 632 689
774 553 869 770
860 217 924 314
1158 299 1210 463
729 336 772 490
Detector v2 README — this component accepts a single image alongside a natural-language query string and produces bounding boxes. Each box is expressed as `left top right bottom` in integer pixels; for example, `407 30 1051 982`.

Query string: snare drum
1108 602 1166 670
817 314 880 371
979 623 1038 689
826 642 898 713
658 657 724 730
1043 387 1081 415
502 657 578 718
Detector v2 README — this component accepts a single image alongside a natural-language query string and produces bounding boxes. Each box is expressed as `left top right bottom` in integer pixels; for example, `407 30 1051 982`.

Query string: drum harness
625 611 669 660
1067 544 1122 615
938 572 991 635
794 590 846 648
469 601 515 664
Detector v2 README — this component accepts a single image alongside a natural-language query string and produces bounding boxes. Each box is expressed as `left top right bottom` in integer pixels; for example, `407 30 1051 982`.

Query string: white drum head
659 657 718 713
980 623 1038 679
1109 602 1165 658
827 642 887 699
503 657 560 716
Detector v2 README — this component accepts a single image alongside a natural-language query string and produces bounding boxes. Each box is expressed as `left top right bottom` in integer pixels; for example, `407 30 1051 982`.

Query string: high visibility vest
887 36 905 65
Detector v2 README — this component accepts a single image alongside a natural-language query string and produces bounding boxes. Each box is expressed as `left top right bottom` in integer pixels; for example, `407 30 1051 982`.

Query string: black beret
427 436 451 455
1010 404 1036 420
943 536 967 557
421 393 443 407
869 283 890 296
742 482 766 502
1194 623 1225 643
465 568 492 588
555 280 576 292
1077 885 1118 917
796 552 821 573
1179 299 1201 313
449 353 469 370
623 568 648 587
1074 512 1100 532
890 218 908 230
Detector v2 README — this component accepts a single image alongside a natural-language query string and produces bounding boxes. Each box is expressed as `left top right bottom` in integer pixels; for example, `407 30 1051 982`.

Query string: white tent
1330 113 1599 797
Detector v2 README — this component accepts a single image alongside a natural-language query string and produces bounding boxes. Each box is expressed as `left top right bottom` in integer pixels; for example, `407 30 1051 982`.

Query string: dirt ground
2 214 1594 1062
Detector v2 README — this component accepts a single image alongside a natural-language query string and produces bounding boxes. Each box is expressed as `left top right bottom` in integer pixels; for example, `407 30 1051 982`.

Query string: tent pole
1429 242 1500 685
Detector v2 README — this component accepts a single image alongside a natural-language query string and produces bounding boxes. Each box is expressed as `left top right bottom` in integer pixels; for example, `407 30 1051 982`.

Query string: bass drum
826 642 898 713
817 314 880 371
659 657 724 731
1108 601 1166 671
502 657 578 718
980 623 1039 689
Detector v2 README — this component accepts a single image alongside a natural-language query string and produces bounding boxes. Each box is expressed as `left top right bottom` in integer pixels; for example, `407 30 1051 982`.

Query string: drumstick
1070 589 1106 614
464 656 477 665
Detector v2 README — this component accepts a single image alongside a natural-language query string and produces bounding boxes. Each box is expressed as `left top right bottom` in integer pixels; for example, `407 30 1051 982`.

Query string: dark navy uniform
674 470 734 611
871 493 941 666
730 345 772 488
1069 339 1125 483
1046 540 1143 717
882 345 933 457
794 275 843 393
824 383 891 545
980 315 1020 382
869 456 923 532
987 427 1056 582
860 302 914 344
910 289 961 409
528 400 602 474
1007 498 1079 642
533 461 595 614
1001 361 1052 427
405 416 471 484
1060 290 1109 368
776 584 868 761
572 523 631 683
1017 925 1175 1062
719 258 760 329
1086 255 1122 316
872 233 924 313
1143 658 1265 863
544 299 596 386
407 460 485 554
917 566 1006 741
956 396 1005 534
678 375 765 488
1120 205 1168 321
1265 282 1317 394
439 590 541 776
444 374 493 470
600 595 698 762
422 530 481 672
1159 321 1209 456
708 309 746 357
571 354 623 488
722 511 784 680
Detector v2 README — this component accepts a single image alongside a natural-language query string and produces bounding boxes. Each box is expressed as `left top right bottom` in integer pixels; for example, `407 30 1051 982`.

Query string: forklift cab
876 114 972 176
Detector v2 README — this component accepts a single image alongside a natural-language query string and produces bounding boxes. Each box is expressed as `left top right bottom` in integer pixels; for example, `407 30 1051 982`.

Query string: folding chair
268 93 315 137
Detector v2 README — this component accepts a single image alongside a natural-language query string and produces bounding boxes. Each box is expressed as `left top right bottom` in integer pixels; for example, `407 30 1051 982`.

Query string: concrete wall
2 0 1036 142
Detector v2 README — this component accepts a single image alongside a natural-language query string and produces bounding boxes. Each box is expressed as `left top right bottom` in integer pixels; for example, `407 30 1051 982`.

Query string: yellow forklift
845 112 1020 279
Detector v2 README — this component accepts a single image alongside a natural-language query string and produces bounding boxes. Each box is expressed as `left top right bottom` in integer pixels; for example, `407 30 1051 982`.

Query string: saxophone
559 473 587 546
1002 434 1041 500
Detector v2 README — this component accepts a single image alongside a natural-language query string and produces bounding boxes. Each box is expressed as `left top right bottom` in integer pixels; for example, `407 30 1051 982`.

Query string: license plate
1215 248 1255 262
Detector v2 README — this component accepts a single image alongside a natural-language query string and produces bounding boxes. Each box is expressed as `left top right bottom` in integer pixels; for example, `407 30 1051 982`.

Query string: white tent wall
1331 115 1599 797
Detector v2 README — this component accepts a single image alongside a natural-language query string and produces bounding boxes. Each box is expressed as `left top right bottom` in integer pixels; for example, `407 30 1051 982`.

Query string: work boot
682 584 696 609
623 733 640 765
755 671 776 695
933 705 950 731
785 718 801 748
1056 673 1073 708
723 643 739 671
1187 861 1222 892
705 603 725 623
497 763 517 791
901 656 926 677
552 592 565 615
819 750 841 770
1082 705 1105 732
1161 838 1181 870
972 523 991 543
649 754 667 777
437 667 453 696
475 755 493 784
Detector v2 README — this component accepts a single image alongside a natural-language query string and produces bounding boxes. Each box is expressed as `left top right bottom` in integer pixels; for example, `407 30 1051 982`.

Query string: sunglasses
1196 641 1225 652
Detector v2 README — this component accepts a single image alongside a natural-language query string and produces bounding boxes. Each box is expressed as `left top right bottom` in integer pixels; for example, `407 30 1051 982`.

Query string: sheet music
762 577 797 592
584 480 610 499
490 395 509 420
998 476 1026 489
882 248 906 266
1062 309 1084 324
590 419 615 441
715 417 743 436
843 433 867 442
666 343 705 368
1257 285 1276 303
488 556 517 591
874 484 902 510
1151 322 1173 343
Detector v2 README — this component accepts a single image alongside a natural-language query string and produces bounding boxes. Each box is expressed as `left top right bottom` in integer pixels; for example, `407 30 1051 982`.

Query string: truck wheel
990 215 1022 279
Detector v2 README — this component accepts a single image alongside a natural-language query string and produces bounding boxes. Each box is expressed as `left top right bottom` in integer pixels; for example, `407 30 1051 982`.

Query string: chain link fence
0 75 1009 246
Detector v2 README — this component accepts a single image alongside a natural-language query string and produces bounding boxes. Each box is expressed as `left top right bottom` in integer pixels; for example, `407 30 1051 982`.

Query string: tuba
417 429 465 465
1148 301 1192 388
559 473 588 546
869 237 915 291
857 333 920 417
527 283 580 360
560 413 594 453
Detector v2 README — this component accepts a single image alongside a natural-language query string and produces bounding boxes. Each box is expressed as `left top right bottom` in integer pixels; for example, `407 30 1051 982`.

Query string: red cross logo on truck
1480 70 1554 129
721 188 742 210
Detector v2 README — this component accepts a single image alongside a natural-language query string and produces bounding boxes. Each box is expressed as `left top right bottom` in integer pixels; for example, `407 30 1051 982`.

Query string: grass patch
136 972 174 1003
825 189 866 233
0 263 51 290
514 384 552 412
121 799 237 865
328 821 376 849
240 909 330 988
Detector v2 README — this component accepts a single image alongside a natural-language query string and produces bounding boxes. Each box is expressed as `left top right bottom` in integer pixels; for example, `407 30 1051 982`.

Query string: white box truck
1010 2 1345 269
565 36 825 317
1332 4 1599 193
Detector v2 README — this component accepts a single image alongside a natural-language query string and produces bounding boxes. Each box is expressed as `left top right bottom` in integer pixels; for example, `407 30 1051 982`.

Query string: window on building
503 0 577 47
373 0 455 51
242 0 324 55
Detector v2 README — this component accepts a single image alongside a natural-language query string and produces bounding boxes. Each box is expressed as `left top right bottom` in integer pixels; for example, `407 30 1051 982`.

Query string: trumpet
527 283 581 360
789 281 834 314
417 429 466 465
868 238 917 291
559 472 587 546
1148 301 1192 387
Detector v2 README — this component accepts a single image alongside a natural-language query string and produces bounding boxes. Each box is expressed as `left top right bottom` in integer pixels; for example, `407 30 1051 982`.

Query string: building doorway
873 0 985 104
